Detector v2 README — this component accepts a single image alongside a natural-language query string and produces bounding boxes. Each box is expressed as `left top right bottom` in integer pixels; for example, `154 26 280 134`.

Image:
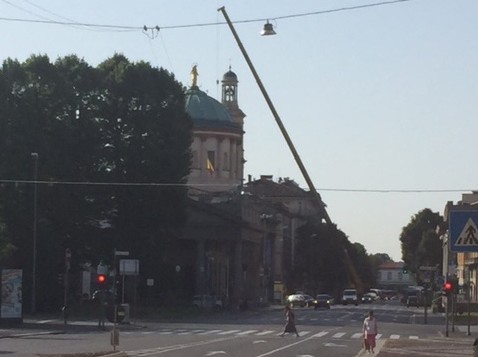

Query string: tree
0 54 192 311
400 208 443 277
94 55 192 281
294 223 375 297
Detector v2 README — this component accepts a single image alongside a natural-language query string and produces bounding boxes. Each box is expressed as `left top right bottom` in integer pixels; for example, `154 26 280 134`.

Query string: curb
0 330 65 339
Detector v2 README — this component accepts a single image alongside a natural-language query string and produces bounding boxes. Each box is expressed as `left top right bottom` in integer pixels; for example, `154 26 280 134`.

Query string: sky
1 0 477 261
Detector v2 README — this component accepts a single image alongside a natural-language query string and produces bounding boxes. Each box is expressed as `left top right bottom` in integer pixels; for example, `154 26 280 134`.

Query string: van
342 289 358 306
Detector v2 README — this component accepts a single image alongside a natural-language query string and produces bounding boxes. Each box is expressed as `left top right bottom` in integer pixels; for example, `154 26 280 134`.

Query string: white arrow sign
253 340 267 344
205 352 226 356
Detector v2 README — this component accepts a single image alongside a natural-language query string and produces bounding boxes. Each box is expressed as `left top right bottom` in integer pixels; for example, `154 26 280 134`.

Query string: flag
206 158 215 174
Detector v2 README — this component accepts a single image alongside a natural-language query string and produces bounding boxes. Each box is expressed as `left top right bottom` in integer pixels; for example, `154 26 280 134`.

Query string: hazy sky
1 0 476 261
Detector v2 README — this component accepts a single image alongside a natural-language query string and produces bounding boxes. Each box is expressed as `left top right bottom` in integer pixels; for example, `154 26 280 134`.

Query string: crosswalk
121 328 419 341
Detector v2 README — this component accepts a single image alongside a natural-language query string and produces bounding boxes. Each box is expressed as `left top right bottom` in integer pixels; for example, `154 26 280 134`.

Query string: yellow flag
207 158 215 174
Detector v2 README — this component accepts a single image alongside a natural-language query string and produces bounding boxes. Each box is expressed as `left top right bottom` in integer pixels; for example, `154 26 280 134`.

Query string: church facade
178 66 323 307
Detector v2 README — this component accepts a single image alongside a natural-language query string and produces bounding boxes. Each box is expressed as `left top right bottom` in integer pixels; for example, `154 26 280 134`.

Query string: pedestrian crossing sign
449 210 478 252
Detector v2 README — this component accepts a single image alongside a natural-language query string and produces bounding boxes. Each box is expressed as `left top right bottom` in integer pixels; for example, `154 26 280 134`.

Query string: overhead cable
0 0 415 32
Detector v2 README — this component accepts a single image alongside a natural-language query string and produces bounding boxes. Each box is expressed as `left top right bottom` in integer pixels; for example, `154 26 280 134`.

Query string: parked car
314 294 332 309
192 295 223 309
342 289 359 306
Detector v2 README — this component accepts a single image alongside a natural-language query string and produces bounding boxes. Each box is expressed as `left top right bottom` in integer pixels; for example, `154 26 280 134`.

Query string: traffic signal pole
445 296 449 337
445 274 450 337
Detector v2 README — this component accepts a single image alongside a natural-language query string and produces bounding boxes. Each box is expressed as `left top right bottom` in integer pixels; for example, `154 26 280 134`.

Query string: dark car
361 293 375 303
314 294 332 309
192 295 223 309
304 294 315 307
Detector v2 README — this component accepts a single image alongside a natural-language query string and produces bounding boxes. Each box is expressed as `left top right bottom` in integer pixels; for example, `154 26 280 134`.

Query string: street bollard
472 337 478 357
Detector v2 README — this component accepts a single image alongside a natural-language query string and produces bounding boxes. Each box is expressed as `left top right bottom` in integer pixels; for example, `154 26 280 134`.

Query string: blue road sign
449 210 478 252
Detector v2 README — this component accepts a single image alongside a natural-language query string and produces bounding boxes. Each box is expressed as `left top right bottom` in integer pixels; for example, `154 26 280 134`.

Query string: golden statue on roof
190 64 198 87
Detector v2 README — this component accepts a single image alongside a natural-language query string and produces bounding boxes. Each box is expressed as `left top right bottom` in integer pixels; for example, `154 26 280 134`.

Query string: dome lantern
221 66 238 107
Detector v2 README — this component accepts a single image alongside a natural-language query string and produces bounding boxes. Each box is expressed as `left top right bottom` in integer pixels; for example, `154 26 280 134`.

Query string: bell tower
221 66 238 108
221 67 245 127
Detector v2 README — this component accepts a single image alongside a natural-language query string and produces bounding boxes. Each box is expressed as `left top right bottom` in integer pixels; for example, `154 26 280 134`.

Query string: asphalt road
0 300 451 357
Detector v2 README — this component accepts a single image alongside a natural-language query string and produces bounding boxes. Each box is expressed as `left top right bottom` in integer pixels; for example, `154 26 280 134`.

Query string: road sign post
449 210 478 252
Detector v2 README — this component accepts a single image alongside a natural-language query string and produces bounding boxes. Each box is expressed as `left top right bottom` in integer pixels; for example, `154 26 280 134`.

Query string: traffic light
96 274 107 287
442 281 453 295
402 265 409 274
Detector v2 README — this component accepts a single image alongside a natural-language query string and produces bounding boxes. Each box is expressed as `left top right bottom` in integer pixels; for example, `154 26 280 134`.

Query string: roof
378 261 404 270
223 69 237 81
185 86 233 124
245 176 310 199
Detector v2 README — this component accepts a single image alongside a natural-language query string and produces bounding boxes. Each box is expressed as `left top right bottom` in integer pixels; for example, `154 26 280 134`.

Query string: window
207 151 215 173
387 271 392 281
398 271 403 281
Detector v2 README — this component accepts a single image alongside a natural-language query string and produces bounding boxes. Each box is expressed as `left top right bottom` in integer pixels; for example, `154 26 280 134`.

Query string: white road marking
198 330 222 335
255 330 274 336
236 330 258 336
218 329 240 335
311 331 329 338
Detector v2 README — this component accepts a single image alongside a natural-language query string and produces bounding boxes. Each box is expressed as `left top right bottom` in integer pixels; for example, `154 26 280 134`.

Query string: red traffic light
96 274 107 285
443 281 453 293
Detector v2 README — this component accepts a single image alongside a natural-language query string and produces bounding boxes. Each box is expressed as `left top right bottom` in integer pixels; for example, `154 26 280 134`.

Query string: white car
287 294 314 307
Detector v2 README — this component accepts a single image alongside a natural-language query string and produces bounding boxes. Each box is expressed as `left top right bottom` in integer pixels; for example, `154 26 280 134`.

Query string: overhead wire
0 0 416 33
3 0 121 32
1 0 451 196
0 179 474 194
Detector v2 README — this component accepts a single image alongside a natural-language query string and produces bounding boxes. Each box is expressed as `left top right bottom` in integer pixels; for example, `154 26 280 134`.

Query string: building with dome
185 66 245 198
177 66 324 307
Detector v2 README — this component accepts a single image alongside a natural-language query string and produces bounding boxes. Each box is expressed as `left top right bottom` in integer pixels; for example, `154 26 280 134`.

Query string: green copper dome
185 86 233 124
185 87 232 122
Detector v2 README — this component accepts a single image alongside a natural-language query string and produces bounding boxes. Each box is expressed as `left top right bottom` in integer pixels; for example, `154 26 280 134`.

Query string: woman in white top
363 310 378 354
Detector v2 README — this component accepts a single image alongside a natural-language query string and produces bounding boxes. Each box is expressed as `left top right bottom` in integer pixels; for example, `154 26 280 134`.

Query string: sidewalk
376 336 475 356
0 316 145 339
354 324 478 357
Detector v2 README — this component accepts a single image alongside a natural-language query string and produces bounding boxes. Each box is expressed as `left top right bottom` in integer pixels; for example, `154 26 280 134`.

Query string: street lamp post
31 152 38 314
218 6 331 225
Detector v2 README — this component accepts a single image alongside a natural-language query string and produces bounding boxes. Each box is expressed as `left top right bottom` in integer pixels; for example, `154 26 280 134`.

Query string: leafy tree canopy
0 54 192 310
293 222 375 297
400 208 443 276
